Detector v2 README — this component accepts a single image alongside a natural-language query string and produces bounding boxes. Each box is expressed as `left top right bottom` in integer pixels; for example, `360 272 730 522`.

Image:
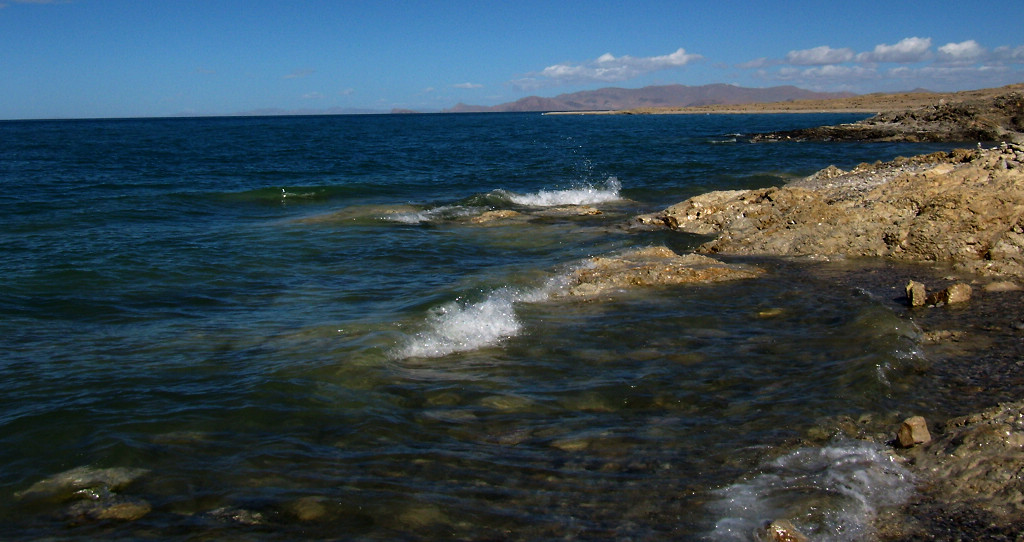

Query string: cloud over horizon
512 48 702 90
746 36 1023 91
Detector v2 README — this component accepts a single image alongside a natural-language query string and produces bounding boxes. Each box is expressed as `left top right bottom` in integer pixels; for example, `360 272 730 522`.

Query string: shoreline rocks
564 246 764 297
635 143 1024 280
748 89 1024 144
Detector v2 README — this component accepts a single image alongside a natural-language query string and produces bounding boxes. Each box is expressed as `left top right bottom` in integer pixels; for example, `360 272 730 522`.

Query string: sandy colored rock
470 209 522 224
637 144 1024 279
926 282 972 305
898 416 932 447
565 246 763 296
906 280 928 307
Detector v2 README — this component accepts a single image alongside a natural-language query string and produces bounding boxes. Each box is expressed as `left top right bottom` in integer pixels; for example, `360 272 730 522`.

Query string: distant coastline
549 83 1024 115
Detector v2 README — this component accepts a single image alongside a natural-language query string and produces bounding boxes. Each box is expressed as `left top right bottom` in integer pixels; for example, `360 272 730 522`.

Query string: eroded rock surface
636 144 1024 279
565 246 763 296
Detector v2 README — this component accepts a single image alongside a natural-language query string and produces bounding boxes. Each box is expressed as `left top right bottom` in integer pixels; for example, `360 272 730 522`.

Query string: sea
0 112 984 539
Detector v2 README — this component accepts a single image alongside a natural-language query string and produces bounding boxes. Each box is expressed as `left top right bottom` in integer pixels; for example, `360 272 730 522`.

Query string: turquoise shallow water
0 113 974 539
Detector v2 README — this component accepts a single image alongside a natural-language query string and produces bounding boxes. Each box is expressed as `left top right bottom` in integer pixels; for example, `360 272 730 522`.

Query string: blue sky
1 0 1022 119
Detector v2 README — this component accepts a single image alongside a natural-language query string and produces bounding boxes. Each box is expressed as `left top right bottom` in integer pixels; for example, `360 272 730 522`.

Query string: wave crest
492 176 622 207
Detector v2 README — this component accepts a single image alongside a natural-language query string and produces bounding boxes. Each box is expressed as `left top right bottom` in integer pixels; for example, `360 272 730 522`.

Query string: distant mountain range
444 84 857 113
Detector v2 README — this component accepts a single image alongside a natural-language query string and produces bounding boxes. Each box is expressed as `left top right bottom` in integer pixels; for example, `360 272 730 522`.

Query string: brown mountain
445 84 856 113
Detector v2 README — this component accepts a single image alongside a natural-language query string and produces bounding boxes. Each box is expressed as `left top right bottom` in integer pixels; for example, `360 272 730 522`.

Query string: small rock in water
906 280 928 307
938 282 972 305
898 416 932 447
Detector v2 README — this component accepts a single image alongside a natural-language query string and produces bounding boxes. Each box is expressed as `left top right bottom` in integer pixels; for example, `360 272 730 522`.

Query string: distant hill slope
444 84 856 113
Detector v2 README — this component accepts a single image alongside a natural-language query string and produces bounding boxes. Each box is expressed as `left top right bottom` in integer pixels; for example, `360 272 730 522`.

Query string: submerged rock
15 466 150 503
565 246 763 296
759 519 809 542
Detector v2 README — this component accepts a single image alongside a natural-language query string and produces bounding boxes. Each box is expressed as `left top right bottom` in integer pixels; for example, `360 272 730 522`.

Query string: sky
1 0 1022 119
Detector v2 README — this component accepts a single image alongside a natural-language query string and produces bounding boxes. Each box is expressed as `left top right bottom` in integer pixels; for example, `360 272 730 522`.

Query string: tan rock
565 247 763 296
926 283 972 305
470 209 522 223
637 145 1024 280
898 416 932 447
906 280 928 307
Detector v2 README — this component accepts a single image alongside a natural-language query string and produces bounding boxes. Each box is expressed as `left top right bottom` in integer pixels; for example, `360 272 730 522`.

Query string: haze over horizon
2 0 1022 120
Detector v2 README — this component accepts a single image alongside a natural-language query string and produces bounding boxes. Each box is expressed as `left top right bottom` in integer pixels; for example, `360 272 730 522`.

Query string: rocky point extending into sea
628 85 1024 540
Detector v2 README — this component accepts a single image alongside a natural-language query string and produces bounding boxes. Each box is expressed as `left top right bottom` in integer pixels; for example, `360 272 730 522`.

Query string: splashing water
497 176 622 207
708 441 915 541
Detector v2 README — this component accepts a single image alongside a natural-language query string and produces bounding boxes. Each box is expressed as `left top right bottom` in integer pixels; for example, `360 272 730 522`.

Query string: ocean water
0 113 971 539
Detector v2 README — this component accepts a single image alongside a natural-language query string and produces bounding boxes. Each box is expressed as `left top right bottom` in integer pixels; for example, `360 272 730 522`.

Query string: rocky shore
748 85 1024 144
631 91 1024 538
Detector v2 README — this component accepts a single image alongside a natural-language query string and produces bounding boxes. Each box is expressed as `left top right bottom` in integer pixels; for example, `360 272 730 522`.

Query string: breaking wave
707 441 914 541
491 176 622 207
393 278 568 359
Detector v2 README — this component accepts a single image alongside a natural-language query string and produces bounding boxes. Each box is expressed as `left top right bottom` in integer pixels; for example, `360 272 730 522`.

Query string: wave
707 441 914 541
393 277 567 359
490 176 622 207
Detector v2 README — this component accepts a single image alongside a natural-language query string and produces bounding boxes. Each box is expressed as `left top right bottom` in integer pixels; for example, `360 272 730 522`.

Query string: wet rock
759 519 809 542
900 400 1024 521
15 466 150 503
925 282 972 305
469 209 522 224
906 280 928 307
898 416 932 447
286 496 328 521
566 246 763 296
65 496 152 523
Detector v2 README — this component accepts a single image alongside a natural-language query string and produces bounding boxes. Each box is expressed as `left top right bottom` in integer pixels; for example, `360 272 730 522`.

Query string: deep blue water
0 113 967 539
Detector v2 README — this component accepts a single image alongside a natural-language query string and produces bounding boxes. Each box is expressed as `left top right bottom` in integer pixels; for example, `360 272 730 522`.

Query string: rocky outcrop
635 143 1024 279
750 88 1024 144
565 246 763 297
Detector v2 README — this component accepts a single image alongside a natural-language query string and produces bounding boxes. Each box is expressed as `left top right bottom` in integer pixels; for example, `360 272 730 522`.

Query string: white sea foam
707 441 914 541
394 277 570 359
498 176 622 207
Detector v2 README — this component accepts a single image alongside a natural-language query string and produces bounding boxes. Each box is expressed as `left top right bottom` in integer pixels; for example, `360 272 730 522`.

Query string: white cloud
453 82 483 89
785 45 855 65
514 47 701 89
937 40 986 63
339 88 355 96
857 37 932 63
993 45 1024 63
301 92 323 100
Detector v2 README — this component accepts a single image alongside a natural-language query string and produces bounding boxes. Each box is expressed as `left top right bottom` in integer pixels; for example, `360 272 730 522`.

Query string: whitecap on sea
493 176 622 207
